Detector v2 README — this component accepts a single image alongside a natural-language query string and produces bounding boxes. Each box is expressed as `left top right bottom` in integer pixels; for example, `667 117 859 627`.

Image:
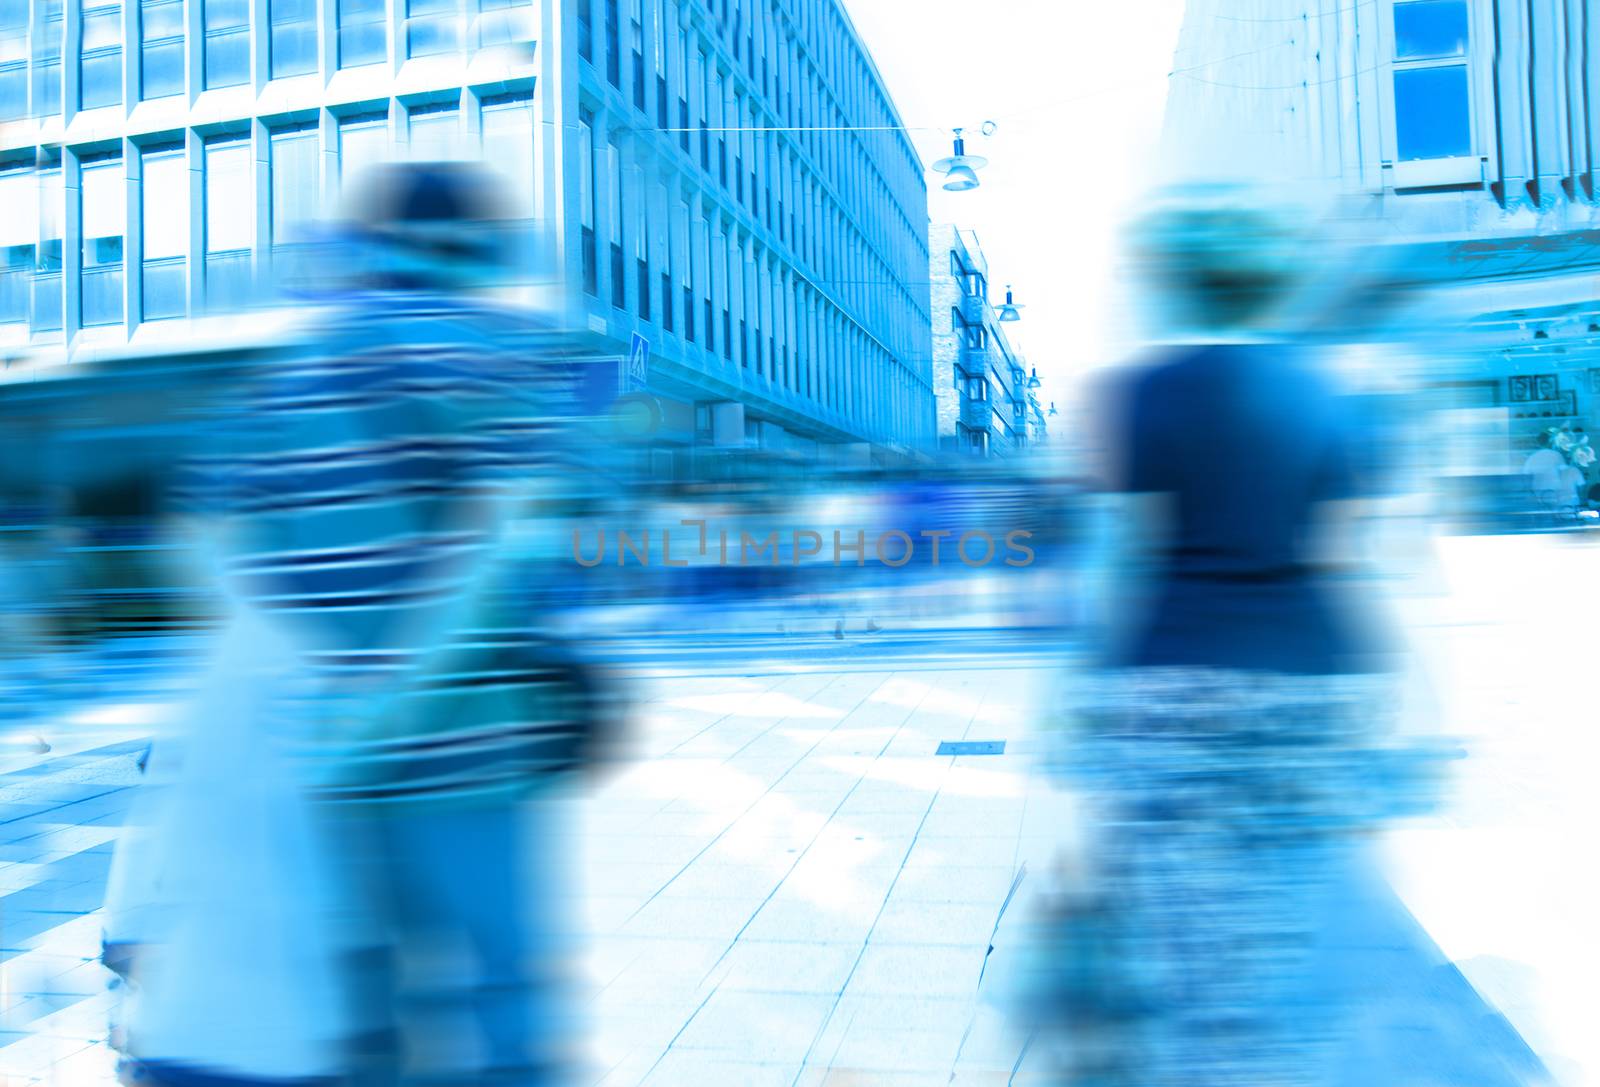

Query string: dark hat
345 161 517 287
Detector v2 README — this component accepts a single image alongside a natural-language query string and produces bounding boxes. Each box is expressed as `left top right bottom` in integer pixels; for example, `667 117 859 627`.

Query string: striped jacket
184 291 595 804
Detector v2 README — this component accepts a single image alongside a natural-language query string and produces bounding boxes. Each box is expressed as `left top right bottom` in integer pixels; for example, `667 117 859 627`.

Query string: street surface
0 533 1593 1085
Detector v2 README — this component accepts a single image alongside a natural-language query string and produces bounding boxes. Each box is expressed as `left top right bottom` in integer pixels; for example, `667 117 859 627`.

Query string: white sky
842 0 1190 404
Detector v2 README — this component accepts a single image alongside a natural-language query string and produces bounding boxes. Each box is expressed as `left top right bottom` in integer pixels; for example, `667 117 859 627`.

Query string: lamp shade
997 285 1023 322
942 164 980 191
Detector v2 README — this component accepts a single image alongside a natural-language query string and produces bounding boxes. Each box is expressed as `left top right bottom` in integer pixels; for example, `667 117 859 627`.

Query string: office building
0 0 937 461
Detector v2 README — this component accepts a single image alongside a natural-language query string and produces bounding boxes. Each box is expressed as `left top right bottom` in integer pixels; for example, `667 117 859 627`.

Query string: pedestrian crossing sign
626 333 650 391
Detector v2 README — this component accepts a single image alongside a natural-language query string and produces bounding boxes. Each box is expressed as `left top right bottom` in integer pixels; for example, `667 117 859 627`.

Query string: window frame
1384 0 1481 188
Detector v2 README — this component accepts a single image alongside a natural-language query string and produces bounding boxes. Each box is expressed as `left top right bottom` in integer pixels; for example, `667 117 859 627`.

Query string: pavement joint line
643 672 800 819
635 980 721 1087
693 674 943 991
656 672 825 759
789 670 997 1083
641 670 936 1081
617 671 878 929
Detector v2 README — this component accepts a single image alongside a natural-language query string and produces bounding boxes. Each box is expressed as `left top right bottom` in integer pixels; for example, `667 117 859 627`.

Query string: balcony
960 397 997 431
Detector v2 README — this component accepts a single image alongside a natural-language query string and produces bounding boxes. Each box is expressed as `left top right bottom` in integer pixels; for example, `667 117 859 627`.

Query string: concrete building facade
927 223 1039 457
0 0 937 462
1164 0 1600 465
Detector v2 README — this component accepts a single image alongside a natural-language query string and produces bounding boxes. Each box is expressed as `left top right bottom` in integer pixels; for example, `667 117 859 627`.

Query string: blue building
0 0 937 464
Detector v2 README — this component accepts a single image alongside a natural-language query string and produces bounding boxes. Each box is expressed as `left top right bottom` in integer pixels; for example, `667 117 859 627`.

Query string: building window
676 24 688 151
695 47 708 169
604 0 619 86
0 165 33 324
654 0 668 129
338 0 386 67
33 154 61 329
79 1 122 109
1 2 29 120
141 144 187 320
204 136 253 311
270 124 319 254
30 0 63 117
1392 0 1470 161
578 111 596 296
408 102 459 159
733 93 743 202
477 0 532 49
608 134 624 308
80 153 124 326
700 218 712 347
204 0 248 88
139 0 184 99
481 92 533 215
714 68 726 187
629 0 643 111
677 200 692 341
269 0 316 76
577 0 591 61
406 0 458 57
482 92 534 273
720 236 730 359
339 112 390 193
634 172 649 320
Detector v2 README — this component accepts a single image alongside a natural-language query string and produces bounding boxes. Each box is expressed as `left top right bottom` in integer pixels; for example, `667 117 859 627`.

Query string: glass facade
406 0 458 58
141 144 186 319
579 110 596 297
0 163 32 323
79 153 124 326
270 124 319 252
338 0 385 66
34 153 61 331
0 0 26 120
203 136 251 311
475 0 530 50
79 1 122 109
1392 0 1472 162
340 113 391 193
408 102 459 159
31 0 63 116
0 0 935 450
203 0 248 89
606 132 622 309
269 0 316 77
139 0 183 99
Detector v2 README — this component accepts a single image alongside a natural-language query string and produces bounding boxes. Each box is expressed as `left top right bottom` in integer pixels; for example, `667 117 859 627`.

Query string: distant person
1523 431 1571 517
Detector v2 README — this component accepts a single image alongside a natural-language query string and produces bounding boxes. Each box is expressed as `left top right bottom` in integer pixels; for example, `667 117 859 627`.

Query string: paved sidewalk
0 658 1054 1087
580 665 1051 1086
0 543 1589 1085
0 702 158 1086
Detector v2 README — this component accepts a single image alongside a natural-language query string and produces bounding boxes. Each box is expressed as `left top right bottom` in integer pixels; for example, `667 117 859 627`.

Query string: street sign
625 332 650 391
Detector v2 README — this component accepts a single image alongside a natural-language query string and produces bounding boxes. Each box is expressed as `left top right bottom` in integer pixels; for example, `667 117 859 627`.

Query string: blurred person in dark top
112 162 600 1087
1010 193 1539 1087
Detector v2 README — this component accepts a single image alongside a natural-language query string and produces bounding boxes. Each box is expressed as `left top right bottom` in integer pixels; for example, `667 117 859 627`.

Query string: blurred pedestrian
1019 193 1456 1086
113 161 596 1086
